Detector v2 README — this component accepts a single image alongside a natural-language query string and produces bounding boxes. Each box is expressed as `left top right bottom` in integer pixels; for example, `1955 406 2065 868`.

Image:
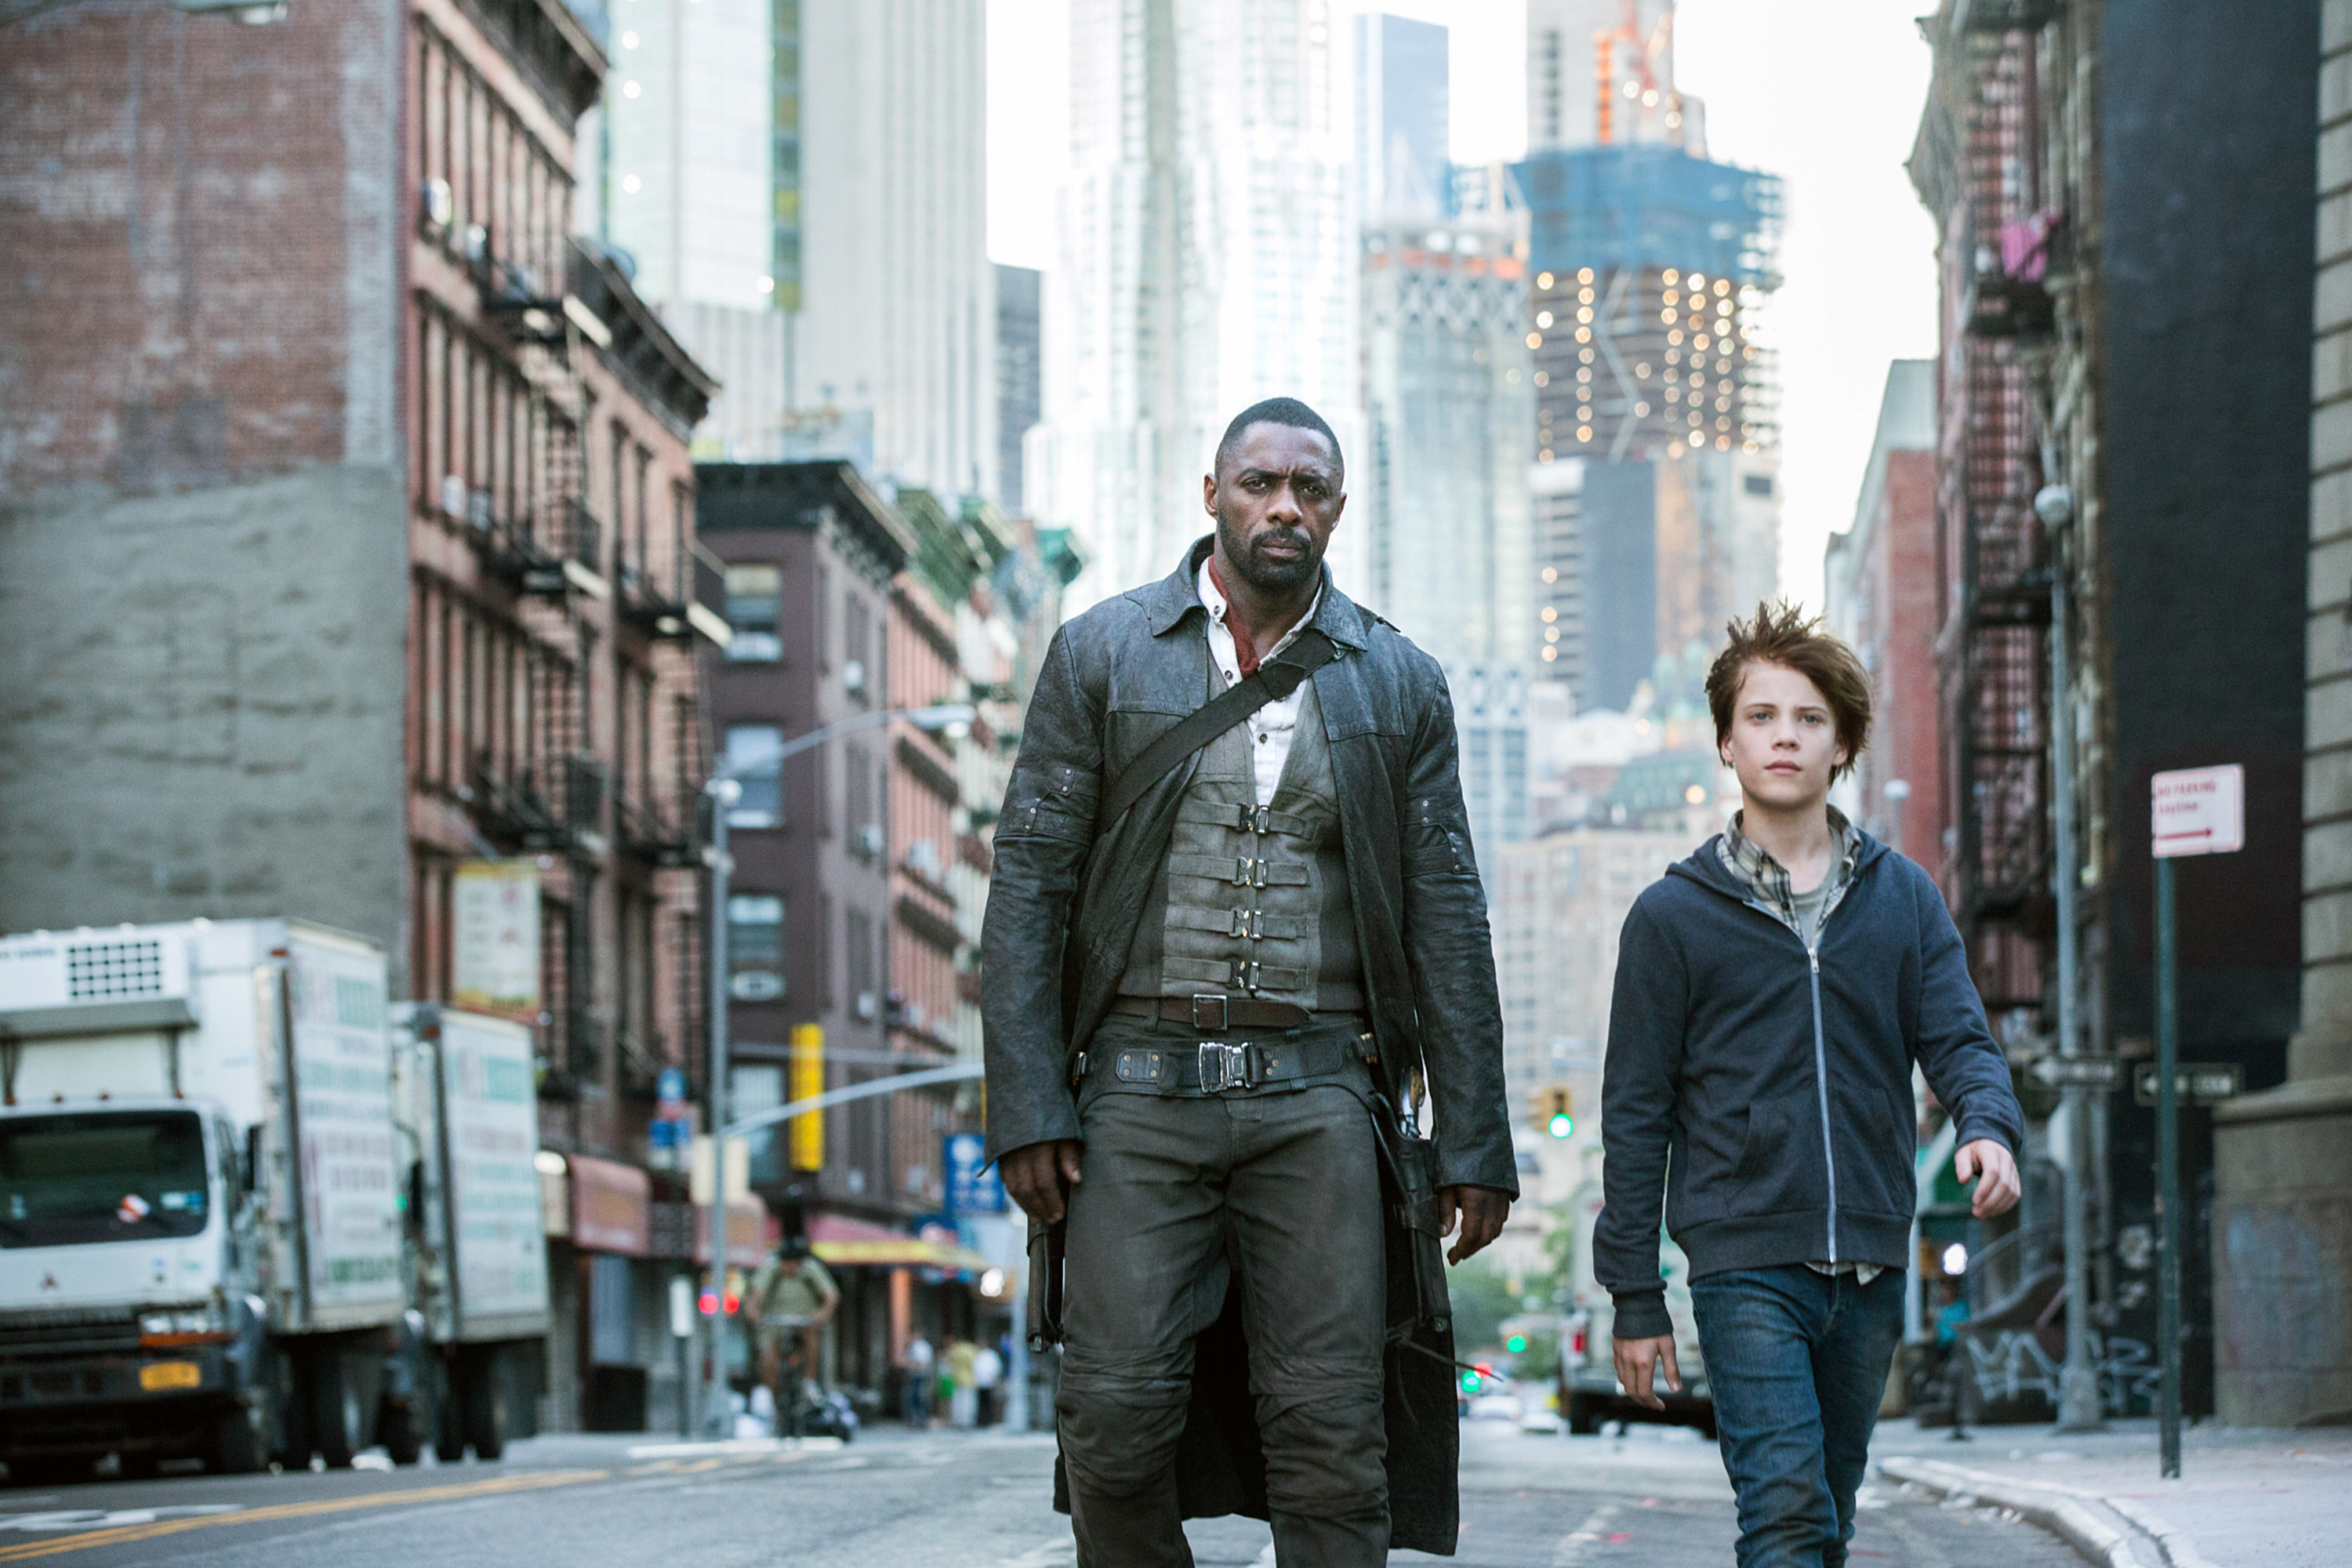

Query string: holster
1368 1091 1452 1338
1026 1216 1066 1352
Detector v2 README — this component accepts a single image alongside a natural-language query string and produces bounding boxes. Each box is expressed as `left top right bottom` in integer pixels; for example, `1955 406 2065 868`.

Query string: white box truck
0 919 410 1482
388 1004 551 1462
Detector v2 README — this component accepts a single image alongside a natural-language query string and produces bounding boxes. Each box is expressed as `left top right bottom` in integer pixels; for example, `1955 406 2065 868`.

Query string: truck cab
0 1095 275 1479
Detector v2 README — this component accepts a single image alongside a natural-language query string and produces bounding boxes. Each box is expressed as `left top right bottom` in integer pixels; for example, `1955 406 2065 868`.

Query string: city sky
983 0 1938 613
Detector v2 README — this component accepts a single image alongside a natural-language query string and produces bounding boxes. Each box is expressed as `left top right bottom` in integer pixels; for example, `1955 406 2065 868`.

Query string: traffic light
1532 1085 1574 1138
1506 1334 1528 1353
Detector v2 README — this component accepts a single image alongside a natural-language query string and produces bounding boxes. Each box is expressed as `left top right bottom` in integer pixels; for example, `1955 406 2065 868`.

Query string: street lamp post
699 702 974 1436
2037 484 2103 1432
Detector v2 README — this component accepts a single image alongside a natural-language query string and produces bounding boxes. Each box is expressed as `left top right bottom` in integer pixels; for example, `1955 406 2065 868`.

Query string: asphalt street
0 1420 2084 1566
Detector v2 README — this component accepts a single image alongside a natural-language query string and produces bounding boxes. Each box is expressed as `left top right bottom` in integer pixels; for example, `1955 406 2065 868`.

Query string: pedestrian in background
947 1338 979 1428
902 1332 935 1428
972 1338 1004 1427
983 397 1516 1566
1598 603 2024 1568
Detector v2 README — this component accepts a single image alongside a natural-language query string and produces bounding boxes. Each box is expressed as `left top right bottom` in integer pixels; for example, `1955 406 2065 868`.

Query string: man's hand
1001 1139 1083 1224
1956 1138 2021 1218
1611 1334 1682 1411
1439 1185 1511 1265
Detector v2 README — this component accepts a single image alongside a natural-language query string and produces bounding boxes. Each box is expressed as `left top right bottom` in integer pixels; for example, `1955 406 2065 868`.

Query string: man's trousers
1054 1067 1388 1568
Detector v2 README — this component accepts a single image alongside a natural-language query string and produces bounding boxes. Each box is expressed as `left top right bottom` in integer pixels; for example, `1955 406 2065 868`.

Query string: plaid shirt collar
1719 805 1858 927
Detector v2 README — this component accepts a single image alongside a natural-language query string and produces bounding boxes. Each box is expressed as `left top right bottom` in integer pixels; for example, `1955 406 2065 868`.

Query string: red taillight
699 1291 720 1316
723 1292 741 1315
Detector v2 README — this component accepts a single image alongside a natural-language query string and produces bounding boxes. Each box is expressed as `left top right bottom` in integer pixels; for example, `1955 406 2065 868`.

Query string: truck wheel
1566 1393 1600 1436
379 1401 422 1466
310 1353 365 1470
209 1402 267 1475
433 1357 466 1464
463 1356 508 1461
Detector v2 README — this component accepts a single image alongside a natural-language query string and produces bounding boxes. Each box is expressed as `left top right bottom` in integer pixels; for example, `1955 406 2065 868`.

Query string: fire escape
1942 19 2058 1019
463 241 613 1100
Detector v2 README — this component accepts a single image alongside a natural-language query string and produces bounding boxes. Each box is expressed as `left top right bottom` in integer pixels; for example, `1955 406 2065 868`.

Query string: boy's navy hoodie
1597 829 2024 1341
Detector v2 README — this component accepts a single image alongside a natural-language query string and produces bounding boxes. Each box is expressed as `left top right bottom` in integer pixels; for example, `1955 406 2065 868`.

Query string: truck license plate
139 1361 201 1391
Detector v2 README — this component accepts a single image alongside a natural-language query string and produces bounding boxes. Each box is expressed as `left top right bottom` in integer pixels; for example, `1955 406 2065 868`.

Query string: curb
1875 1455 2176 1568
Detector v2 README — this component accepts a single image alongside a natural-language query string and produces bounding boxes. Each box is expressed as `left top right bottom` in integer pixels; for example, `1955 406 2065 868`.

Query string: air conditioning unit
440 474 467 519
467 491 495 532
857 823 885 858
730 971 784 1002
841 659 866 695
419 177 453 230
854 990 878 1021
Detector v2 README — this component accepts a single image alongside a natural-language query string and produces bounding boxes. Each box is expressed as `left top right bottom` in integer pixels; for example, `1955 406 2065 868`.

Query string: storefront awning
808 1213 992 1272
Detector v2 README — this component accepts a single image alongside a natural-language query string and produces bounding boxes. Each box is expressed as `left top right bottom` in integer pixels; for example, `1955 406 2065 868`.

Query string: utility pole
704 777 739 1436
2038 483 2102 1432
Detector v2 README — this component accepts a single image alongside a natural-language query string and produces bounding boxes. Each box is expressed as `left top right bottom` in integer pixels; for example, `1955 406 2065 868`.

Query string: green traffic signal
1547 1112 1573 1138
1458 1369 1480 1393
1506 1334 1527 1353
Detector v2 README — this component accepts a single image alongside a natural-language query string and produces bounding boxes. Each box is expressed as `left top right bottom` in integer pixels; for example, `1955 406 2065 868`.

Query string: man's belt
1089 1028 1371 1095
1109 994 1311 1029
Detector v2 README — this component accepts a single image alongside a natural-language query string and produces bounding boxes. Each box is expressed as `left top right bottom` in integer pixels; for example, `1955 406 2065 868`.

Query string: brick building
0 0 726 1432
1824 360 1944 888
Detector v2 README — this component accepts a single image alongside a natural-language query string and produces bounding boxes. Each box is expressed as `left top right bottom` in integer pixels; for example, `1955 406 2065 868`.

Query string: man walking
983 397 1516 1566
1599 602 2024 1568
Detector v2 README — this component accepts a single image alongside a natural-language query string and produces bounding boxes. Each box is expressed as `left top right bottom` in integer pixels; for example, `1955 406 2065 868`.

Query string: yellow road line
0 1468 608 1563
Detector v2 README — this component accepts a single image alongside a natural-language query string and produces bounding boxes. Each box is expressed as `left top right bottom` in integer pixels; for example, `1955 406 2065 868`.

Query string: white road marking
1551 1500 1621 1566
0 1504 242 1533
993 1539 1076 1568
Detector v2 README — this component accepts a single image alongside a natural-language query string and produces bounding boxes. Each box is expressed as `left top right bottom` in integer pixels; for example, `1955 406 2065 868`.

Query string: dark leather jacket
982 537 1518 1196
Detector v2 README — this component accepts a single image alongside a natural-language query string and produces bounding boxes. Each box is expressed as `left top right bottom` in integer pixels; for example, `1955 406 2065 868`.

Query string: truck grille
64 938 165 1000
0 1307 142 1359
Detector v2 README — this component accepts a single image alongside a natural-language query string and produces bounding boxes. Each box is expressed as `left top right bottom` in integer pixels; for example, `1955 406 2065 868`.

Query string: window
1744 474 1774 497
723 724 783 827
724 564 783 662
727 895 786 1000
847 909 876 1022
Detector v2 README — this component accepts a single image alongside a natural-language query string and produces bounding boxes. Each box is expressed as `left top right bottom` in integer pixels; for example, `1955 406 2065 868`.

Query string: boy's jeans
1690 1265 1907 1568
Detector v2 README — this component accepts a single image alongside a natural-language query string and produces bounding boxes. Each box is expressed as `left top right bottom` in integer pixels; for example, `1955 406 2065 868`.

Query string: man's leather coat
982 538 1517 1555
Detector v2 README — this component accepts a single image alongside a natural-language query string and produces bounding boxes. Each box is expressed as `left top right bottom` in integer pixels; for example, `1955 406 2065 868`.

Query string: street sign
2134 1062 2243 1108
657 1066 687 1112
944 1131 1005 1215
2151 764 2244 858
2147 764 2241 1481
2030 1054 2125 1090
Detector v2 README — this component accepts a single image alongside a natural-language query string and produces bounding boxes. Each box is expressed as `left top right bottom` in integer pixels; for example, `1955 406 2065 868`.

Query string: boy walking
1598 604 2024 1568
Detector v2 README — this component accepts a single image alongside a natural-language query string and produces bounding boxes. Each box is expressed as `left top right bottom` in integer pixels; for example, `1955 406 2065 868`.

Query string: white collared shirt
1198 558 1322 808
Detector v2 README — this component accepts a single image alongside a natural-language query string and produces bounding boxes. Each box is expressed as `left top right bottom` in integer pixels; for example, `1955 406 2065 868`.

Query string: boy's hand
1955 1138 2021 1218
1611 1334 1682 1410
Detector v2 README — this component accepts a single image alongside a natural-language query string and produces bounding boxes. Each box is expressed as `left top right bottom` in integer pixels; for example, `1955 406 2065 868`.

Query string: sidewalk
1869 1417 2352 1568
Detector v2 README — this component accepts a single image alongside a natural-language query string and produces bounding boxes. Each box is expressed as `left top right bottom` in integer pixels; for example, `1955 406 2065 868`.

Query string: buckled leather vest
1116 658 1366 1014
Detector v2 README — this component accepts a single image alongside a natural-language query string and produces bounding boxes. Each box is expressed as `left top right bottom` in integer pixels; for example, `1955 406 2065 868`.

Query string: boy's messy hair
1704 601 1873 780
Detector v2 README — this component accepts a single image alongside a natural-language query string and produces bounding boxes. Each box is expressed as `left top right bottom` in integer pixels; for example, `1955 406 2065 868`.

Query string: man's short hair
1215 397 1343 479
1704 601 1873 779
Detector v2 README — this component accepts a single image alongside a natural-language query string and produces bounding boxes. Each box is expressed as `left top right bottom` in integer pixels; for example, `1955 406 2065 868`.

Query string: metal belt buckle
1190 993 1229 1031
1197 1040 1258 1094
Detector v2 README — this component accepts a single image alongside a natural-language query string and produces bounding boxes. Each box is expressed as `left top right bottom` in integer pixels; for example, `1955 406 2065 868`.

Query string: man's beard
1216 507 1321 594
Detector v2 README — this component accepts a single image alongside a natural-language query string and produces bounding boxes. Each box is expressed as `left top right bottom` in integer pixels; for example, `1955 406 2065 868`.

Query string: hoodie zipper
1742 877 1853 1268
1808 941 1838 1265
